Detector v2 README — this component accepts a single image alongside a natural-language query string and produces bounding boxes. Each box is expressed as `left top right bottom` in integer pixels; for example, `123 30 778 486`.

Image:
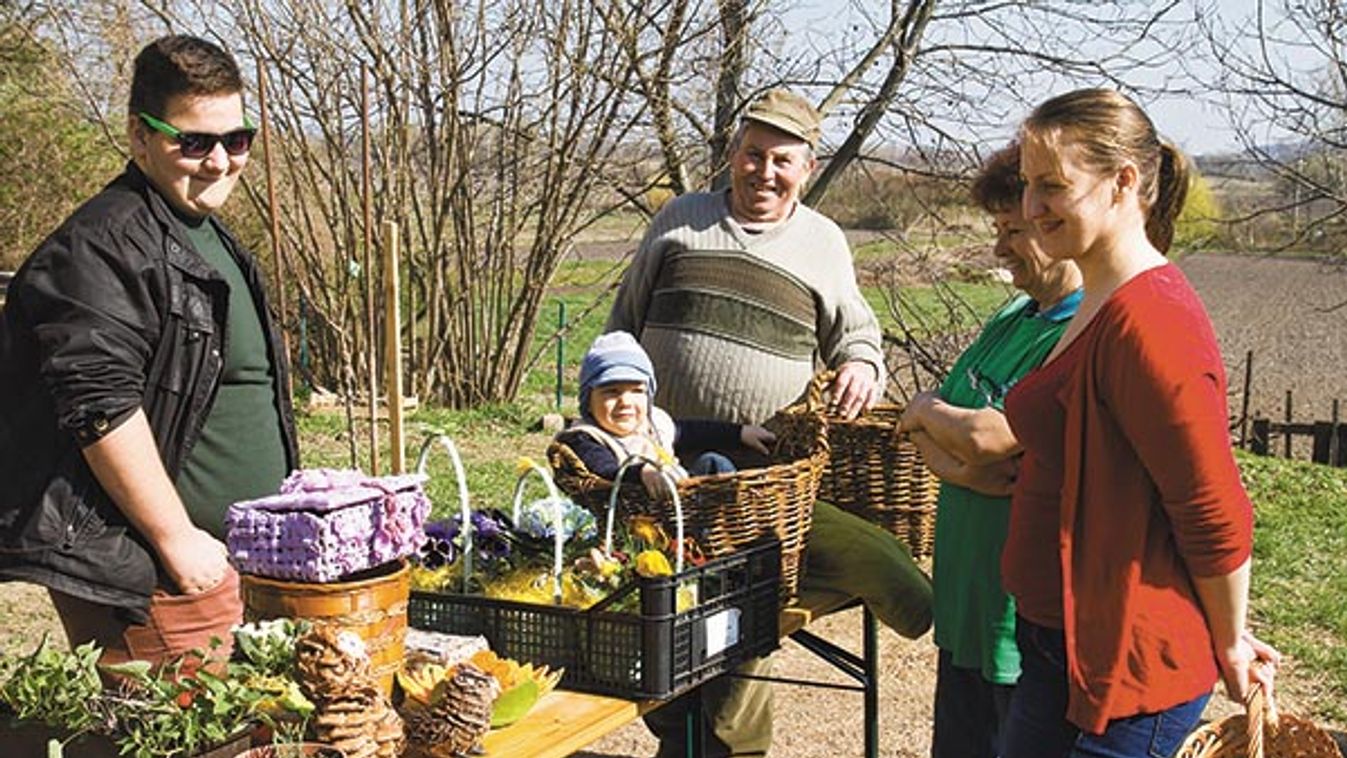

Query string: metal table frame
683 604 881 758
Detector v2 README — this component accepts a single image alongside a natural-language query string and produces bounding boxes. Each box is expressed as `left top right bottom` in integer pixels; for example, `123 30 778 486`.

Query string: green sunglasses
138 112 257 159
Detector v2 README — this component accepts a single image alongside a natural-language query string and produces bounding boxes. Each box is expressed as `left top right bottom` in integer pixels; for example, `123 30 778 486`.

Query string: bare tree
213 0 654 408
1198 0 1347 256
15 0 1204 406
782 1 1194 382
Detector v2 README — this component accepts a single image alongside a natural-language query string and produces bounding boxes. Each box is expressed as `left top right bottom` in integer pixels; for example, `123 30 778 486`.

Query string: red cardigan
1004 264 1253 733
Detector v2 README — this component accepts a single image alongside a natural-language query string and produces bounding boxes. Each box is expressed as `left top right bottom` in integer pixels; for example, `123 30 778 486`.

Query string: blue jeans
932 649 1014 758
1000 616 1210 758
689 451 737 476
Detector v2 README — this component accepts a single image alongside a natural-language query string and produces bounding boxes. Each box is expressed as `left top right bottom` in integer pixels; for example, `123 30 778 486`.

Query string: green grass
867 281 1012 336
1238 450 1347 721
850 232 988 265
296 402 556 520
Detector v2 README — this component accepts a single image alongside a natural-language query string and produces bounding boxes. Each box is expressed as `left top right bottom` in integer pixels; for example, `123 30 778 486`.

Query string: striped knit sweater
607 191 883 424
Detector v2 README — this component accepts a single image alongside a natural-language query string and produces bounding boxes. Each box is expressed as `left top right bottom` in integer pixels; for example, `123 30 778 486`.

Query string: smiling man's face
728 122 817 226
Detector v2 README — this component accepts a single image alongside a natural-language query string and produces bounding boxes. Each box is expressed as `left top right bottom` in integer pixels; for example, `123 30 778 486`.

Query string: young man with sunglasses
0 35 296 668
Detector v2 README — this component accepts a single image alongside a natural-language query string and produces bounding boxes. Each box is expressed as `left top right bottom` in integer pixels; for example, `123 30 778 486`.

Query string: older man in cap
609 88 932 756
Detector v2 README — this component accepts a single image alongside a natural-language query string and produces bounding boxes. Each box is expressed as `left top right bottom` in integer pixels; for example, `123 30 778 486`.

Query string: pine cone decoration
406 662 500 756
296 625 380 703
297 625 405 758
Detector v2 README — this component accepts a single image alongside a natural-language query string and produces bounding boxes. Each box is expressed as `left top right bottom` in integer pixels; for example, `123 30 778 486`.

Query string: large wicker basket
1175 679 1342 758
783 371 940 559
546 408 828 602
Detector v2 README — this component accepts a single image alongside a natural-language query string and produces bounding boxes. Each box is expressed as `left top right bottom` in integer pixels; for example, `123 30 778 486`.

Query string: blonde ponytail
1146 142 1189 254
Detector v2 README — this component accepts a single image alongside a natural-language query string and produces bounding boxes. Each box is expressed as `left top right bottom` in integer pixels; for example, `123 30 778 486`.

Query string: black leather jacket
0 163 298 615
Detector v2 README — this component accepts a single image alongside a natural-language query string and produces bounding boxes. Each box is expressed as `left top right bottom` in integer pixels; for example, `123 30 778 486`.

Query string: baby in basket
555 331 777 497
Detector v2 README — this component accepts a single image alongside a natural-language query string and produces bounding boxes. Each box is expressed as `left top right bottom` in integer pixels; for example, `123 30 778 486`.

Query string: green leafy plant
0 635 101 732
0 629 317 758
104 653 258 758
232 618 311 676
102 632 316 758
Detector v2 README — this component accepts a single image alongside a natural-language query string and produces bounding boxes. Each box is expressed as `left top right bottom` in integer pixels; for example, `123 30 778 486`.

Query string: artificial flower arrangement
408 457 705 613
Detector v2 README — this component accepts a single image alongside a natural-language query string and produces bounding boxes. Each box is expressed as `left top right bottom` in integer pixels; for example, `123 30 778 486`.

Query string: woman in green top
899 143 1082 758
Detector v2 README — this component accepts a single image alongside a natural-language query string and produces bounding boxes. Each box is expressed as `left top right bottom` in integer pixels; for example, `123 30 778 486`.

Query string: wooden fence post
361 63 380 477
1239 350 1253 448
383 221 405 474
1312 422 1332 465
1284 390 1294 458
1333 399 1342 468
1250 417 1270 456
1336 421 1347 468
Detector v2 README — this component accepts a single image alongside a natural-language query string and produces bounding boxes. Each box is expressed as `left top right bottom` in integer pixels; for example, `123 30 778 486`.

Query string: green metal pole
555 301 567 410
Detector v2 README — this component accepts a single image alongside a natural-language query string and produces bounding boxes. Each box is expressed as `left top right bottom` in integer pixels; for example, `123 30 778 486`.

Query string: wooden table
481 689 656 758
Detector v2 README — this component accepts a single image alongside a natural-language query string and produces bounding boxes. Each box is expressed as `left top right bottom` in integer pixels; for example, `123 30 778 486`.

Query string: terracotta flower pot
1 716 253 758
232 744 344 758
189 732 255 758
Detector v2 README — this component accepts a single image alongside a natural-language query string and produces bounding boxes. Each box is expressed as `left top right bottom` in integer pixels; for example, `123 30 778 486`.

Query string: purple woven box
227 468 431 582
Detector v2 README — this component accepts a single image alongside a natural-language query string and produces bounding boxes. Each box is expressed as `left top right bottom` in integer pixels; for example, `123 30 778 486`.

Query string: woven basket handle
415 434 473 591
511 459 568 604
608 455 684 575
804 369 889 429
804 370 835 414
1244 664 1280 758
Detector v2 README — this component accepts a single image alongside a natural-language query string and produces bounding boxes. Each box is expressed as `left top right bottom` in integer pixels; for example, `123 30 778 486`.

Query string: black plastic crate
408 539 782 700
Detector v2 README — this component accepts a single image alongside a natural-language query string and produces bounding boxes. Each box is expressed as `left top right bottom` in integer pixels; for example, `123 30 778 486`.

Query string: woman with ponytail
997 88 1280 757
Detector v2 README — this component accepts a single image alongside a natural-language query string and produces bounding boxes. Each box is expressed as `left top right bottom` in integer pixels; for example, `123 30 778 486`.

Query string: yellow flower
408 564 456 592
628 516 669 550
634 549 673 578
596 550 623 578
676 583 699 613
581 547 623 578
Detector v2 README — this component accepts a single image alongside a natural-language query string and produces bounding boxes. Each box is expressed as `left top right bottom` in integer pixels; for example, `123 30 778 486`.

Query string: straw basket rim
238 557 409 593
1175 679 1343 758
779 371 940 558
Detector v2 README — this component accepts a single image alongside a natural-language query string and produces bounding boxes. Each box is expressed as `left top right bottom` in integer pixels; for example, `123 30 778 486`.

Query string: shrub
0 24 121 270
1173 169 1221 253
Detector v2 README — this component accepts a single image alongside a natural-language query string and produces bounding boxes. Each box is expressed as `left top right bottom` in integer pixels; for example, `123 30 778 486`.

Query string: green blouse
931 289 1080 683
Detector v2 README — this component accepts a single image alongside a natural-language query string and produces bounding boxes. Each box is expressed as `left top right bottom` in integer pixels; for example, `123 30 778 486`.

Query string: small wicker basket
240 559 409 696
546 407 828 602
1175 680 1342 758
783 371 940 559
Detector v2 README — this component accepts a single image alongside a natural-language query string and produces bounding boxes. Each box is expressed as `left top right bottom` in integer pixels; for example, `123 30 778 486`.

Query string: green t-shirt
932 290 1080 683
174 216 288 540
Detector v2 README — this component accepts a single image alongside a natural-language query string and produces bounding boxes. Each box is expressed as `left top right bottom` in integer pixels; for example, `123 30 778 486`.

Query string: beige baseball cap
743 88 822 149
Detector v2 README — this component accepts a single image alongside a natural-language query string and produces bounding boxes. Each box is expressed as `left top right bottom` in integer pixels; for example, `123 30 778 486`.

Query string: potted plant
0 622 316 758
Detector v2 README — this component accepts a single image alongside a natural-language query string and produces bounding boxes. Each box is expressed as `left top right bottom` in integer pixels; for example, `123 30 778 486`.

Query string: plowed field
1178 254 1347 453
